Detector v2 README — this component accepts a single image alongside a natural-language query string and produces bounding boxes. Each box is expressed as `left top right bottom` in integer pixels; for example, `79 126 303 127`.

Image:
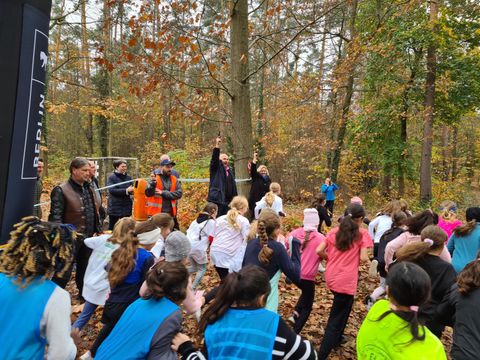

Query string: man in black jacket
49 157 101 296
207 136 238 216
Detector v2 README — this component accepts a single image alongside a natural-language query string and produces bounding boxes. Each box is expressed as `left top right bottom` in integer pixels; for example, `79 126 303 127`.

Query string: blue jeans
188 259 207 289
72 301 98 330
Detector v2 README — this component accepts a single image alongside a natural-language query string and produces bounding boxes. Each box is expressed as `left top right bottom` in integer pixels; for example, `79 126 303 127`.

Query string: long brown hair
257 209 280 265
110 217 136 245
143 261 189 303
405 210 437 235
458 259 480 295
381 200 402 217
335 204 365 251
454 207 480 237
199 266 270 334
108 228 139 287
396 225 447 263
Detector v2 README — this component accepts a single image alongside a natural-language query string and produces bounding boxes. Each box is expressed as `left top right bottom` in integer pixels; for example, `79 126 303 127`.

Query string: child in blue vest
0 217 77 360
95 261 189 359
87 228 154 358
172 265 317 359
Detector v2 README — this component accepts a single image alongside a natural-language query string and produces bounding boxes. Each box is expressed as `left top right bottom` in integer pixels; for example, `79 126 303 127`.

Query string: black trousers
75 242 92 300
108 215 122 230
52 238 92 299
325 200 335 217
204 266 230 304
318 291 354 360
90 301 131 356
294 279 316 333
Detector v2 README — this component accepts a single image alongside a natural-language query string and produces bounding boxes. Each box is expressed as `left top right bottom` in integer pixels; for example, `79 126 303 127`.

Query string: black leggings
90 301 131 356
204 266 230 304
294 279 316 333
325 200 335 217
318 291 354 360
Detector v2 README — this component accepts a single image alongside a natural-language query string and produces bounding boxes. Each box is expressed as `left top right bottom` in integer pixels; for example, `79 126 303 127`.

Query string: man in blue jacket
321 177 338 218
208 136 238 216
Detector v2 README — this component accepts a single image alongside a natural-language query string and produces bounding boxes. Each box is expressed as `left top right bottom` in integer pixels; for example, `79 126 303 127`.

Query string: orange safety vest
145 175 178 217
133 179 148 221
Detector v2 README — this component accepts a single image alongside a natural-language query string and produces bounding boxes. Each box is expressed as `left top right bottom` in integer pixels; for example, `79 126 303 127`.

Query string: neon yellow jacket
357 300 447 360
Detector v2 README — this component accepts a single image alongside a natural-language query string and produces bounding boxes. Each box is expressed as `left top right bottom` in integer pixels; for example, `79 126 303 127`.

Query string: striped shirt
178 317 317 360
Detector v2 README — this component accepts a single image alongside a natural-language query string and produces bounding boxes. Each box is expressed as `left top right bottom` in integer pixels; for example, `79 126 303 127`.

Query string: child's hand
171 332 190 351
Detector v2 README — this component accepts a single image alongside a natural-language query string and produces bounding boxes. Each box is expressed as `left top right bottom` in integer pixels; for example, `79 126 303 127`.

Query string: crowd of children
2 188 480 360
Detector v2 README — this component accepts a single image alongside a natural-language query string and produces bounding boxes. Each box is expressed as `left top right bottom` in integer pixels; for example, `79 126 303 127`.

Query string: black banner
0 1 51 242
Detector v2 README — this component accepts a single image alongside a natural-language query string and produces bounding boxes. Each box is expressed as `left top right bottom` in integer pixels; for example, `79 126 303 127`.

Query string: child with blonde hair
210 196 250 279
438 200 462 239
254 182 284 219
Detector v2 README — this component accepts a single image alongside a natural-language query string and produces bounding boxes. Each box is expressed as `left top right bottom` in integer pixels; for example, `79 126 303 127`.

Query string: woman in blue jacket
321 177 338 217
447 207 480 273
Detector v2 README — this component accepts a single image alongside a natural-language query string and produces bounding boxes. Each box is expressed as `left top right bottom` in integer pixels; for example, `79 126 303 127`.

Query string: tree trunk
420 0 439 204
451 126 458 180
441 125 449 181
81 0 94 155
330 0 358 182
230 0 253 196
97 0 111 157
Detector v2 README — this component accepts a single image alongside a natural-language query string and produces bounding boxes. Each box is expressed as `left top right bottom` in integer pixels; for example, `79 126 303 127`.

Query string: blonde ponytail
226 196 249 231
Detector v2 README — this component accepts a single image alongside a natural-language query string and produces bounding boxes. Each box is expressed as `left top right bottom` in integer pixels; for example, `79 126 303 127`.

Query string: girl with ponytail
316 203 373 360
95 262 189 360
357 262 446 360
73 217 136 332
210 196 250 279
254 182 284 219
447 207 480 273
385 210 451 268
172 266 318 360
396 225 456 338
288 208 325 333
88 220 154 358
242 209 301 312
437 200 462 239
186 202 218 288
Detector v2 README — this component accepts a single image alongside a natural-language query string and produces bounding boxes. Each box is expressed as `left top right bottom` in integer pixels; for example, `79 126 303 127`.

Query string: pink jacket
384 231 452 268
289 228 324 281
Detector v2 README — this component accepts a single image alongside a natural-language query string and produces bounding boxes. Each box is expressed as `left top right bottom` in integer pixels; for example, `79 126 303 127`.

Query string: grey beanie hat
164 230 191 262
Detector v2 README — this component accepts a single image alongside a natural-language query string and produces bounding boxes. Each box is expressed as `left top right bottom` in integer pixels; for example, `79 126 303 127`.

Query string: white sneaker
80 351 93 360
369 260 378 277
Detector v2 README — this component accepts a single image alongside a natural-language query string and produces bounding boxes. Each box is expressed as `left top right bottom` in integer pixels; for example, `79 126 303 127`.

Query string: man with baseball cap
145 157 182 228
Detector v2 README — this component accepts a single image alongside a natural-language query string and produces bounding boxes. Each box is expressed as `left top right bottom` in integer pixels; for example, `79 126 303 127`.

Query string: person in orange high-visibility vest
145 159 182 228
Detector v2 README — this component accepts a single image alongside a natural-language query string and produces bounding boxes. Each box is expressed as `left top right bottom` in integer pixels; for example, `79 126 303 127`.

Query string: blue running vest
205 308 280 360
96 297 179 360
0 273 56 360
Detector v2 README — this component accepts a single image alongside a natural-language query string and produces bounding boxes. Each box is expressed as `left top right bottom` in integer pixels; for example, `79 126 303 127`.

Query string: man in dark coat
106 159 134 230
207 136 238 216
248 151 271 219
49 157 101 297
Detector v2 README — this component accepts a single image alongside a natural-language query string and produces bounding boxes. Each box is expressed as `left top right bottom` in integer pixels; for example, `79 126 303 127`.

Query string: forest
44 0 480 210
